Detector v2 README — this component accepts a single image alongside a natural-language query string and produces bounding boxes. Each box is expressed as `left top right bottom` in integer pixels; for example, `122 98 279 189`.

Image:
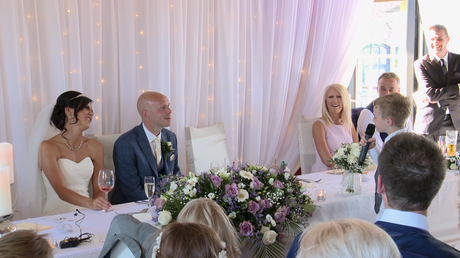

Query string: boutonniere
162 140 175 156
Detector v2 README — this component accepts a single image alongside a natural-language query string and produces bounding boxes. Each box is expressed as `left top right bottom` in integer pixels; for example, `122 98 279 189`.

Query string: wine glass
98 169 115 202
144 176 155 209
210 161 220 172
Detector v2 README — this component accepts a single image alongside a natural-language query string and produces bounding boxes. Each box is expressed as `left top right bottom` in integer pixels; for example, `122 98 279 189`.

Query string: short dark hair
378 72 400 86
378 133 446 211
373 93 411 128
429 24 449 37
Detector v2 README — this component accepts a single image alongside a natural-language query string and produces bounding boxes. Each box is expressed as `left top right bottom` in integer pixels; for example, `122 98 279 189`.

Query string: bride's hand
90 197 112 211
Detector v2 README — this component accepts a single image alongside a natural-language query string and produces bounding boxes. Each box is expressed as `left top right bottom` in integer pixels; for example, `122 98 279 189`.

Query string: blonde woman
0 230 53 258
295 219 401 258
178 198 241 258
311 83 358 173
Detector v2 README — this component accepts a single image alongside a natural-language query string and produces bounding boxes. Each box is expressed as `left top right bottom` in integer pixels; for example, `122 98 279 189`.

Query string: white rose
228 212 236 219
262 230 278 245
269 178 274 185
167 142 172 147
271 220 277 226
335 148 345 158
183 188 190 195
347 155 357 164
260 226 270 234
262 166 269 171
255 196 261 201
170 182 178 191
284 167 291 173
266 214 273 222
158 211 172 225
450 164 458 170
189 188 197 197
284 172 290 180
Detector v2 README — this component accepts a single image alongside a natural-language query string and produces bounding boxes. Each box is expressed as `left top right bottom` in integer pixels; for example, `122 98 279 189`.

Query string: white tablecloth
12 170 460 257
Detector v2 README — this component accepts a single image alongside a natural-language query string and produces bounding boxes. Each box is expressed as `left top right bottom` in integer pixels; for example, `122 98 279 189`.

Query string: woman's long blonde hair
177 198 241 258
321 83 353 131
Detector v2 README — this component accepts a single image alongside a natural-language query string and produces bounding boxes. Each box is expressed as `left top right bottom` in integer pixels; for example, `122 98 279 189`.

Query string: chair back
92 134 121 201
297 116 320 174
185 122 229 174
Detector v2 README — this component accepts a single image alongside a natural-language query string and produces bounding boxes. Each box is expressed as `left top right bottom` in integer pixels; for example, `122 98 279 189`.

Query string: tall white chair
185 122 229 174
297 116 320 174
92 134 122 172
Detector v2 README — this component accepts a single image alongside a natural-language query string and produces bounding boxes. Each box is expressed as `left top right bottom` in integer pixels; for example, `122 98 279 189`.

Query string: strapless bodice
42 157 94 215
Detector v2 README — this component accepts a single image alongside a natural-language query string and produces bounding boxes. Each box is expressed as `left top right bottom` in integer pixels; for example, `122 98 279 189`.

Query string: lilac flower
225 183 238 198
273 180 285 189
247 200 260 215
210 175 223 188
250 177 264 190
239 221 254 236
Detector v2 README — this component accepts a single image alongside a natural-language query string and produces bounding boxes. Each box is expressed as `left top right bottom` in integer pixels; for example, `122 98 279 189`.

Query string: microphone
358 124 376 165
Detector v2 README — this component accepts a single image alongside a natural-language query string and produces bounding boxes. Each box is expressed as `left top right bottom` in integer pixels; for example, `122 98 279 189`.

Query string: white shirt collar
384 128 406 144
379 209 429 232
142 122 162 143
433 52 449 69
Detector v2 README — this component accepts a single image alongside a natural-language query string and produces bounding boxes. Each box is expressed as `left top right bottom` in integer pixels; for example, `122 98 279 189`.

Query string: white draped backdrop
0 0 372 219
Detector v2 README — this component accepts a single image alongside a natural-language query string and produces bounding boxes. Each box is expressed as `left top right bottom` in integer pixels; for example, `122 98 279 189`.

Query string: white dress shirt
379 208 429 232
142 123 162 158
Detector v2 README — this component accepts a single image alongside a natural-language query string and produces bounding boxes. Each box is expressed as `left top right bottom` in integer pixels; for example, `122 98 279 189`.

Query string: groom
111 91 181 205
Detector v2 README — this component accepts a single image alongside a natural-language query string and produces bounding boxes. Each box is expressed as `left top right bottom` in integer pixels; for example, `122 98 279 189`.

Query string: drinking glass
98 169 115 202
438 135 447 155
210 162 220 172
224 157 230 167
446 130 458 157
144 176 155 209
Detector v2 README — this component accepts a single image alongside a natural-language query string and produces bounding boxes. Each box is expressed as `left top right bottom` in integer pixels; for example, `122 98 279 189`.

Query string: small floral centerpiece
331 143 374 195
154 163 315 258
447 155 459 170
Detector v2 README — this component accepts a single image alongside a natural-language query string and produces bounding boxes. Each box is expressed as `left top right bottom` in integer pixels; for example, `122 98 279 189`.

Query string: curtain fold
0 0 372 219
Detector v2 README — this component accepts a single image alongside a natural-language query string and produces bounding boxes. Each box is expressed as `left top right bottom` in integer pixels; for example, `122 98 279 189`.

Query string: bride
39 91 111 215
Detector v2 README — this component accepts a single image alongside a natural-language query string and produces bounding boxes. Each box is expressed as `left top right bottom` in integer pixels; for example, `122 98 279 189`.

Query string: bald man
111 92 181 205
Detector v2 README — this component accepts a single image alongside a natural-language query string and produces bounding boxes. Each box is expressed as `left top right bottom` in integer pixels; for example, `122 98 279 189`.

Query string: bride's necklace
61 135 83 151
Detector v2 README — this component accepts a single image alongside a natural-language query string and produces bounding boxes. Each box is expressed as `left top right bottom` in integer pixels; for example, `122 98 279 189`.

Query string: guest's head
373 93 411 130
377 72 400 97
321 83 353 131
155 222 225 258
428 24 450 58
296 219 401 258
0 230 53 258
378 133 446 211
51 91 93 134
137 91 172 136
177 198 241 258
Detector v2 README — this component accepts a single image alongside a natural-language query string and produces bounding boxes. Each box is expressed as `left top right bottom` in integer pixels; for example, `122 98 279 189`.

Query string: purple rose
210 175 223 188
259 199 272 209
225 183 238 198
239 221 254 236
247 200 260 215
250 177 264 190
274 211 286 223
278 206 290 216
154 198 165 210
273 180 285 189
269 167 279 176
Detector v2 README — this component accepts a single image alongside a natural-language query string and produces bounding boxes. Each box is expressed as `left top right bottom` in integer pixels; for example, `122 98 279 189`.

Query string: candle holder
316 189 327 202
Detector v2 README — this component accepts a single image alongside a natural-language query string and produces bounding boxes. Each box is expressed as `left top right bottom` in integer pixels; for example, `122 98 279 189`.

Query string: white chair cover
297 116 320 174
185 122 229 174
92 134 122 172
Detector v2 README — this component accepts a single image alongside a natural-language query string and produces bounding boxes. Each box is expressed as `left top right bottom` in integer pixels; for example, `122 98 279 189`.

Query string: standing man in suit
375 132 460 257
414 24 460 140
111 92 181 205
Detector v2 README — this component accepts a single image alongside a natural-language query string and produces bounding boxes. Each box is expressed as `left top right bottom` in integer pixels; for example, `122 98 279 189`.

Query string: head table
12 170 460 258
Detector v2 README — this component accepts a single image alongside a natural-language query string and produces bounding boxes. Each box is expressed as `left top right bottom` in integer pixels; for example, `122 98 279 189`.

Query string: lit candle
0 143 14 184
0 166 12 216
316 189 326 202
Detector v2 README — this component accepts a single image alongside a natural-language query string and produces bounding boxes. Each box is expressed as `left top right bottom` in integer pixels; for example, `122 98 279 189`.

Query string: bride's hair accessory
68 94 86 101
152 233 227 258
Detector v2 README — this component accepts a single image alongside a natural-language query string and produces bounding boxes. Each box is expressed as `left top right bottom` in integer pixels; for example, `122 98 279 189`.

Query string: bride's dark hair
50 91 92 136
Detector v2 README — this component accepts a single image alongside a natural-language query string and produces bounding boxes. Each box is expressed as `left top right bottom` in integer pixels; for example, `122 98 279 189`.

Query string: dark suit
99 214 160 258
111 123 181 204
414 52 460 136
376 221 460 258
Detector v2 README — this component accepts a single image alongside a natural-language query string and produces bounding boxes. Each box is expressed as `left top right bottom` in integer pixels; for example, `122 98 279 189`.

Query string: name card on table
0 166 12 216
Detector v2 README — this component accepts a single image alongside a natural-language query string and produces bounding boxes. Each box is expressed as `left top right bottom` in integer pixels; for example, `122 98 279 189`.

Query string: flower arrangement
447 155 459 170
331 142 374 174
161 141 175 156
154 163 315 258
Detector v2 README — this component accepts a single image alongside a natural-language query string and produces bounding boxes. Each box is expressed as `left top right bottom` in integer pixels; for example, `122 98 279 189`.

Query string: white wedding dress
42 157 94 216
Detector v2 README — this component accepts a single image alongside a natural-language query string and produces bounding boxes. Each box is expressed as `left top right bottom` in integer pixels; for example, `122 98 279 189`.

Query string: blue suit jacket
376 221 460 258
111 124 181 204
